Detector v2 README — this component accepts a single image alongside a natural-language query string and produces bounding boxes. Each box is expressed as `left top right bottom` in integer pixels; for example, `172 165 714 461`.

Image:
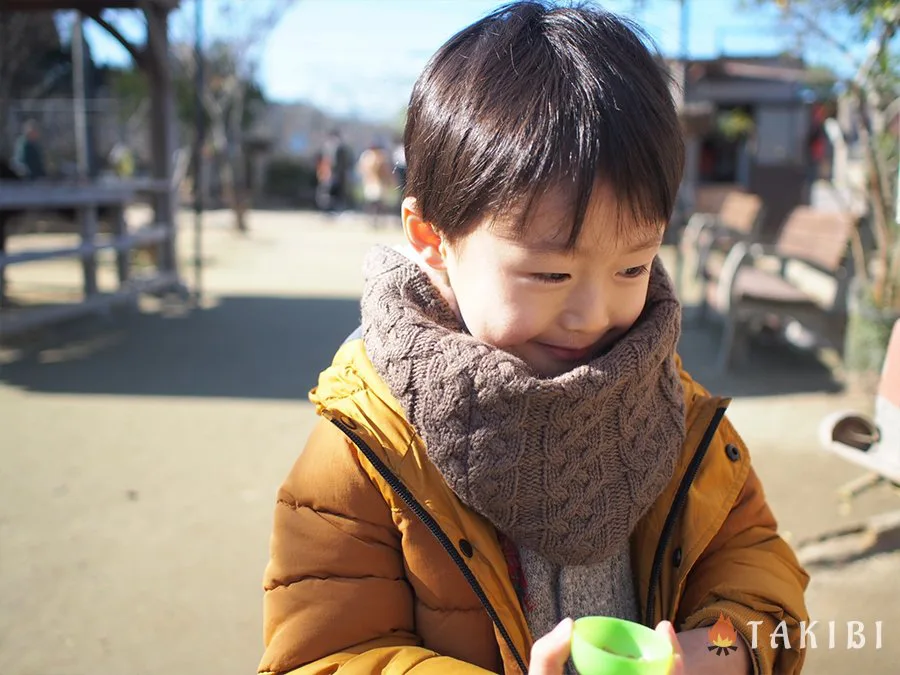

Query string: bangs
404 2 684 247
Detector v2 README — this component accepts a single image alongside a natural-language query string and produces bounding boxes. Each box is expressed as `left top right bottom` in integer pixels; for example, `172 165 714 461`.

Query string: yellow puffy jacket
260 339 809 675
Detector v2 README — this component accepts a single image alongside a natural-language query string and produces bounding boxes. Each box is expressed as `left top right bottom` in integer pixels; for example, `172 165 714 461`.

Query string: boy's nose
559 285 611 336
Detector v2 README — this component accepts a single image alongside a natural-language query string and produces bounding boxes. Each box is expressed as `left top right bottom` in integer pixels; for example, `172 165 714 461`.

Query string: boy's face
409 184 664 378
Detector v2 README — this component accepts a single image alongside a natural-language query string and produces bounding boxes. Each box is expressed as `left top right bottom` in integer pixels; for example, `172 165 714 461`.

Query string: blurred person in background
11 119 46 180
357 141 396 228
316 129 353 214
314 150 330 211
109 142 135 178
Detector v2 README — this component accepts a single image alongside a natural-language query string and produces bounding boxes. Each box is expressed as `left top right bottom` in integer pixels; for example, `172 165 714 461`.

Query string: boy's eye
620 265 649 279
532 273 571 283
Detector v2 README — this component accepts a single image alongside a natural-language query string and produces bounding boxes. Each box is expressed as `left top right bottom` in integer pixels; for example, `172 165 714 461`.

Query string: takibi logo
748 620 884 650
703 617 885 654
707 613 739 656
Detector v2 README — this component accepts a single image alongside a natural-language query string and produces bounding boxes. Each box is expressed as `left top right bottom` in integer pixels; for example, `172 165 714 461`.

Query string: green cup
570 616 674 675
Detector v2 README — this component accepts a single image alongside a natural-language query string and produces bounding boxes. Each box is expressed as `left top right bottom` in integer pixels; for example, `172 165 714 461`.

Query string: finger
655 621 685 675
529 618 574 675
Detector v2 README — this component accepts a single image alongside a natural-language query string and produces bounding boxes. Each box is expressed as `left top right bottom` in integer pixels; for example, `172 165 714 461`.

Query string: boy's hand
655 621 685 675
528 619 686 675
528 618 573 675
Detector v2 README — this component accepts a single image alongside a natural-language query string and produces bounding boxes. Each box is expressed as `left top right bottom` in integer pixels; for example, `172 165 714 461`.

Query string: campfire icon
707 612 740 656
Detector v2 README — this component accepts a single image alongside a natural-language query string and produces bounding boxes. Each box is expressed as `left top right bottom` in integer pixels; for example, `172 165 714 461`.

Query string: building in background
675 55 828 241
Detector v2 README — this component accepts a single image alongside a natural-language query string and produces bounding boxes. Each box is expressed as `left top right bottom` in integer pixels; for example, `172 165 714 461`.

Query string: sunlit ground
1 207 897 675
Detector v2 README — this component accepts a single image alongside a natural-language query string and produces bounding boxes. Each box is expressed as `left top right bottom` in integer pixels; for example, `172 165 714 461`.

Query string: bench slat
718 192 763 236
0 225 170 269
775 207 855 272
734 266 814 304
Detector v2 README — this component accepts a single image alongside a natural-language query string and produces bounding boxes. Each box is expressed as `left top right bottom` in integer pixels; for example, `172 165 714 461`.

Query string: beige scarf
360 245 685 567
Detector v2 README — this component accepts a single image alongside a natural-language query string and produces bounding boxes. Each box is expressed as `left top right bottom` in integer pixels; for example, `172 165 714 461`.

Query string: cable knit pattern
360 245 685 565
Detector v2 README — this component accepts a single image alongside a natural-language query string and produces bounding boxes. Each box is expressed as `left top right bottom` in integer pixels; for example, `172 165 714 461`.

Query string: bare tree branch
780 5 860 69
85 10 145 67
847 16 899 305
169 0 297 232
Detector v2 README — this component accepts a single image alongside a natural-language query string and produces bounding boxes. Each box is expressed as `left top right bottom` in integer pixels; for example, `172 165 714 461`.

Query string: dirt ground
1 209 897 675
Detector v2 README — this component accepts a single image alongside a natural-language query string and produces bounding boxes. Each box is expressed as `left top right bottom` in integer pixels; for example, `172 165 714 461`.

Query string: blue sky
82 0 860 122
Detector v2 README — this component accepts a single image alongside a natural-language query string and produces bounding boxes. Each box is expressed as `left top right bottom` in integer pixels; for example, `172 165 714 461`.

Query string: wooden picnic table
0 179 181 337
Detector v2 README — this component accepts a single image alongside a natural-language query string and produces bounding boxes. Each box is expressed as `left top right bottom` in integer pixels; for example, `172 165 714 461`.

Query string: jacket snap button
725 444 741 461
459 539 474 558
672 547 683 568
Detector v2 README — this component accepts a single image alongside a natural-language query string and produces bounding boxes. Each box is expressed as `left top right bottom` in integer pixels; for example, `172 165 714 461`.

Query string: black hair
403 1 684 247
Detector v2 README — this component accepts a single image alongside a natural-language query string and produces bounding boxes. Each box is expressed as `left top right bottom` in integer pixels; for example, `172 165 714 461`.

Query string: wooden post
78 204 99 298
0 218 7 304
193 0 205 302
72 13 89 180
112 206 129 285
72 13 98 298
146 4 177 278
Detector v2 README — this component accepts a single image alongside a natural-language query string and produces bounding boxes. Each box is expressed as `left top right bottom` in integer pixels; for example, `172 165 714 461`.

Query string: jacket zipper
644 404 728 625
330 417 529 675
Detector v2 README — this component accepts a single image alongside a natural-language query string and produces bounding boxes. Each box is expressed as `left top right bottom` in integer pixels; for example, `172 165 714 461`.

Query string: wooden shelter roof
6 0 182 68
5 0 178 10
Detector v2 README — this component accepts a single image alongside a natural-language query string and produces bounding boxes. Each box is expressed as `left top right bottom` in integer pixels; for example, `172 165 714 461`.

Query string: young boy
259 3 809 674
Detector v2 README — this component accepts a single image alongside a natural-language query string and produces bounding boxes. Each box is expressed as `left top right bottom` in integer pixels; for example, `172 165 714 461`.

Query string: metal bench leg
673 245 684 300
690 231 717 325
838 472 886 502
696 276 710 323
0 218 7 306
718 313 739 373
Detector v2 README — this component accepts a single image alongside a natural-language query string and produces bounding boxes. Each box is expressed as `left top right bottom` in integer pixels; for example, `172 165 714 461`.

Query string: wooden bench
820 319 900 503
0 147 191 332
677 189 763 299
702 206 857 371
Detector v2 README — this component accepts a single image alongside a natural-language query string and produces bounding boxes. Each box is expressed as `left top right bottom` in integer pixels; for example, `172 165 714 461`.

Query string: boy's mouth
536 342 597 362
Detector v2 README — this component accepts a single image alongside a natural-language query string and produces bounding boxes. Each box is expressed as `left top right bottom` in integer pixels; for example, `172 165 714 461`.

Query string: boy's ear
402 197 447 270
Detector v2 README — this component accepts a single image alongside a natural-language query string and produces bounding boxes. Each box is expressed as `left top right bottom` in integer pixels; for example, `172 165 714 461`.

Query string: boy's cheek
473 311 540 347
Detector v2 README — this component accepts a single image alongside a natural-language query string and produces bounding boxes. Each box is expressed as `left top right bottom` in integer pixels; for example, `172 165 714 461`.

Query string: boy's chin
506 344 593 378
532 361 581 378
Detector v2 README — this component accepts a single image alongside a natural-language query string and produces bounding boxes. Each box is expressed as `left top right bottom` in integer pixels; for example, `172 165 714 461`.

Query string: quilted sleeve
259 418 492 675
677 421 810 675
